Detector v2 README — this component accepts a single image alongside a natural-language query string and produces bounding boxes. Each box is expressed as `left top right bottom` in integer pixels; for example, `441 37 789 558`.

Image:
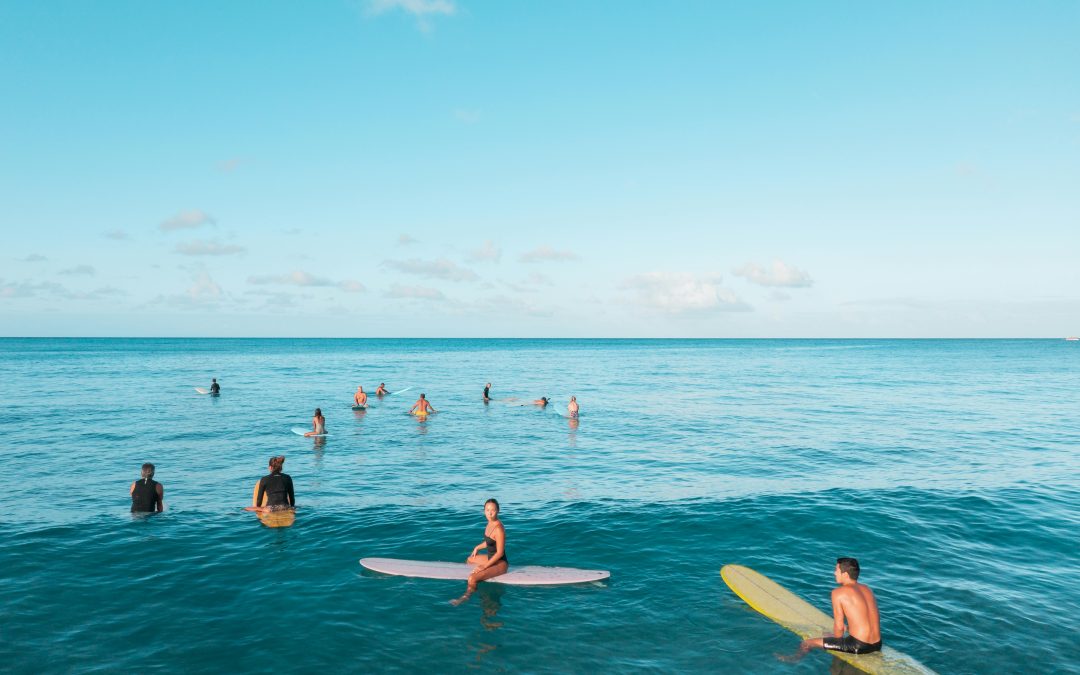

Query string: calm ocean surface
1 338 1078 674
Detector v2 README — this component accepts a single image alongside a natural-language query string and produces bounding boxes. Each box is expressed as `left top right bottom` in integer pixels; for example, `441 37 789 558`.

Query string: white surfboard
390 386 413 395
291 427 328 437
359 557 609 586
195 387 209 395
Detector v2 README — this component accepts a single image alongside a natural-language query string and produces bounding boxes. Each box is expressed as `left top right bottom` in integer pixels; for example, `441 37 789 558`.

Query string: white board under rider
359 558 609 586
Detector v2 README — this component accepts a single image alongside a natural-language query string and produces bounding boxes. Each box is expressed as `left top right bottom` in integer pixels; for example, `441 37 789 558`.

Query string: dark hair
269 456 285 473
212 378 217 382
140 463 155 480
314 408 322 417
485 498 500 512
837 557 860 580
420 393 426 399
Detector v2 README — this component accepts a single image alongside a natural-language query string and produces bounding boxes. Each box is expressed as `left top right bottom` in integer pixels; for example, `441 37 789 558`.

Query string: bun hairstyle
140 462 155 482
269 455 286 474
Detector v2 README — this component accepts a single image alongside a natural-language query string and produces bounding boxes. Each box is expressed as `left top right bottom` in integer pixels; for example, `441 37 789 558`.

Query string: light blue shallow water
1 338 1078 674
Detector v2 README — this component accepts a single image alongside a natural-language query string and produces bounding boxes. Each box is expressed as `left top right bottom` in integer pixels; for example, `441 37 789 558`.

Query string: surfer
527 397 550 407
304 408 326 437
483 382 491 402
130 463 164 513
251 455 295 511
210 378 220 395
792 558 882 657
567 396 579 418
451 498 508 606
375 383 390 396
354 386 368 407
410 393 437 416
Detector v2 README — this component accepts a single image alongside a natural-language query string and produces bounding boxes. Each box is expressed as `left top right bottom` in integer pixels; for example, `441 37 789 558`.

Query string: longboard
351 404 367 410
258 510 295 528
720 565 935 675
291 427 328 437
195 387 209 394
359 557 609 586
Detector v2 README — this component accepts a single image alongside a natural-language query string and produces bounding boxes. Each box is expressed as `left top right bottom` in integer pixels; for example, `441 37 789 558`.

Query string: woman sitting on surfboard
567 396 579 418
304 408 326 437
409 394 436 416
451 498 507 606
250 455 295 512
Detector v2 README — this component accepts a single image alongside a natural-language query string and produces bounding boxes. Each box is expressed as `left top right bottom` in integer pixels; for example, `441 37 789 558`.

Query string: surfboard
359 558 610 586
390 386 413 395
195 387 209 394
720 565 935 675
257 509 295 528
351 404 367 410
291 427 328 437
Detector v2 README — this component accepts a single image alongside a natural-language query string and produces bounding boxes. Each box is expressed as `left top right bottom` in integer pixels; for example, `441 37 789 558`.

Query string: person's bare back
832 580 880 644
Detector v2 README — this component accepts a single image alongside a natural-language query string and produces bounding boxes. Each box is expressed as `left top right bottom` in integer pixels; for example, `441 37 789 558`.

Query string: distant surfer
304 408 326 437
354 386 368 407
130 463 164 513
483 382 491 402
450 498 508 606
788 558 882 658
250 455 295 512
567 396 579 418
410 393 436 416
210 378 220 395
375 383 390 396
524 397 549 407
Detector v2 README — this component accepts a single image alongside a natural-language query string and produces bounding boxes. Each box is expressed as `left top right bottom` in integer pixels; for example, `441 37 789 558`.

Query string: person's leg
451 560 507 605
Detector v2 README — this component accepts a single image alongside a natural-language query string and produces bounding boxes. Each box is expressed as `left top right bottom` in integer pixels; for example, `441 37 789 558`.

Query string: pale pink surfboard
359 557 609 586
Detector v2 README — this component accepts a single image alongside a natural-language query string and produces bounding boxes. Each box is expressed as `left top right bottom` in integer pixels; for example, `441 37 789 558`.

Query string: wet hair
837 557 860 580
140 463 155 481
420 393 426 399
269 455 285 474
314 408 322 417
485 498 500 513
212 378 217 382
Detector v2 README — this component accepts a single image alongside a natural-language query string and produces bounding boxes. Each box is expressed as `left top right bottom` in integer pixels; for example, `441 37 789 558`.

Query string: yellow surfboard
257 509 295 528
720 565 935 675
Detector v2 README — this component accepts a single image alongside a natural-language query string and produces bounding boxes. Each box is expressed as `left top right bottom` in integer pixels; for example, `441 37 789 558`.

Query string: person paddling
410 393 437 416
450 498 508 606
130 463 164 513
790 558 882 657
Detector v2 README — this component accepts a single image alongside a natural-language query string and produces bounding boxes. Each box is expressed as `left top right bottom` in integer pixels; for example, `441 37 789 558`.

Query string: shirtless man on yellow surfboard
796 557 882 656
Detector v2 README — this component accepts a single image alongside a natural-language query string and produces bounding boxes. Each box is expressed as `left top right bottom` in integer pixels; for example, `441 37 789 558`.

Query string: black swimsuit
822 635 882 654
484 530 507 565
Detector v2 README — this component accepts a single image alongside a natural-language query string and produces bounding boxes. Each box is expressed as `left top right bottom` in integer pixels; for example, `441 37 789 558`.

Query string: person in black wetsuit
130 463 164 513
483 382 491 402
252 455 295 512
210 378 220 395
450 498 508 606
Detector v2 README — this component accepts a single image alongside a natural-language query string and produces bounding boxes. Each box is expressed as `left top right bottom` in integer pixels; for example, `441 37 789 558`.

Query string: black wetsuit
131 478 162 513
256 472 295 509
484 532 507 565
210 382 220 394
483 386 490 400
822 635 882 654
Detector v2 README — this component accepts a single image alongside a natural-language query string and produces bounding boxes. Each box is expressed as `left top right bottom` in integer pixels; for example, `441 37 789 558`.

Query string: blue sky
2 1 1077 337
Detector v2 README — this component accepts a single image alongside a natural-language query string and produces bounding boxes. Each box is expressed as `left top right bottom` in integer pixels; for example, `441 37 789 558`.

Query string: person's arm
286 475 295 507
255 478 267 508
479 527 505 570
831 589 846 637
130 481 136 496
155 484 164 512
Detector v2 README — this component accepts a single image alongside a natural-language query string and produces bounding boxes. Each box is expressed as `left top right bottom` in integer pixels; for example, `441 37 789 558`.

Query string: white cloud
469 240 501 263
503 271 554 293
0 279 67 299
217 158 243 173
248 270 364 293
367 0 455 17
174 240 246 256
383 258 478 282
104 229 129 240
519 246 579 263
733 260 813 288
622 272 750 313
160 209 215 232
385 284 446 301
398 234 417 246
187 271 223 302
454 108 481 124
21 254 47 262
59 265 96 276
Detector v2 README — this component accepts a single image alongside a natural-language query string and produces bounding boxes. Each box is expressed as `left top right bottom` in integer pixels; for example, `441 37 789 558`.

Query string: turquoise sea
2 338 1078 674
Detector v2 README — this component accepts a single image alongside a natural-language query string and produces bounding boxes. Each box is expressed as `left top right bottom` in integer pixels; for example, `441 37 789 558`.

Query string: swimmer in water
130 462 164 513
784 558 882 659
410 393 436 416
304 408 326 437
375 383 389 396
251 455 295 512
523 397 549 407
567 396 579 418
210 378 220 395
354 386 368 407
483 382 491 402
450 498 508 606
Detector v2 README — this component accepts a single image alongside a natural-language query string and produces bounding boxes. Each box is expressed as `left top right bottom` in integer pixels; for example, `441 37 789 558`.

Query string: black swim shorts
822 635 882 654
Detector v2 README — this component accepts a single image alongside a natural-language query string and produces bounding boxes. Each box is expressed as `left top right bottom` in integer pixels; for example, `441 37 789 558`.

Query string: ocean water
1 338 1078 674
